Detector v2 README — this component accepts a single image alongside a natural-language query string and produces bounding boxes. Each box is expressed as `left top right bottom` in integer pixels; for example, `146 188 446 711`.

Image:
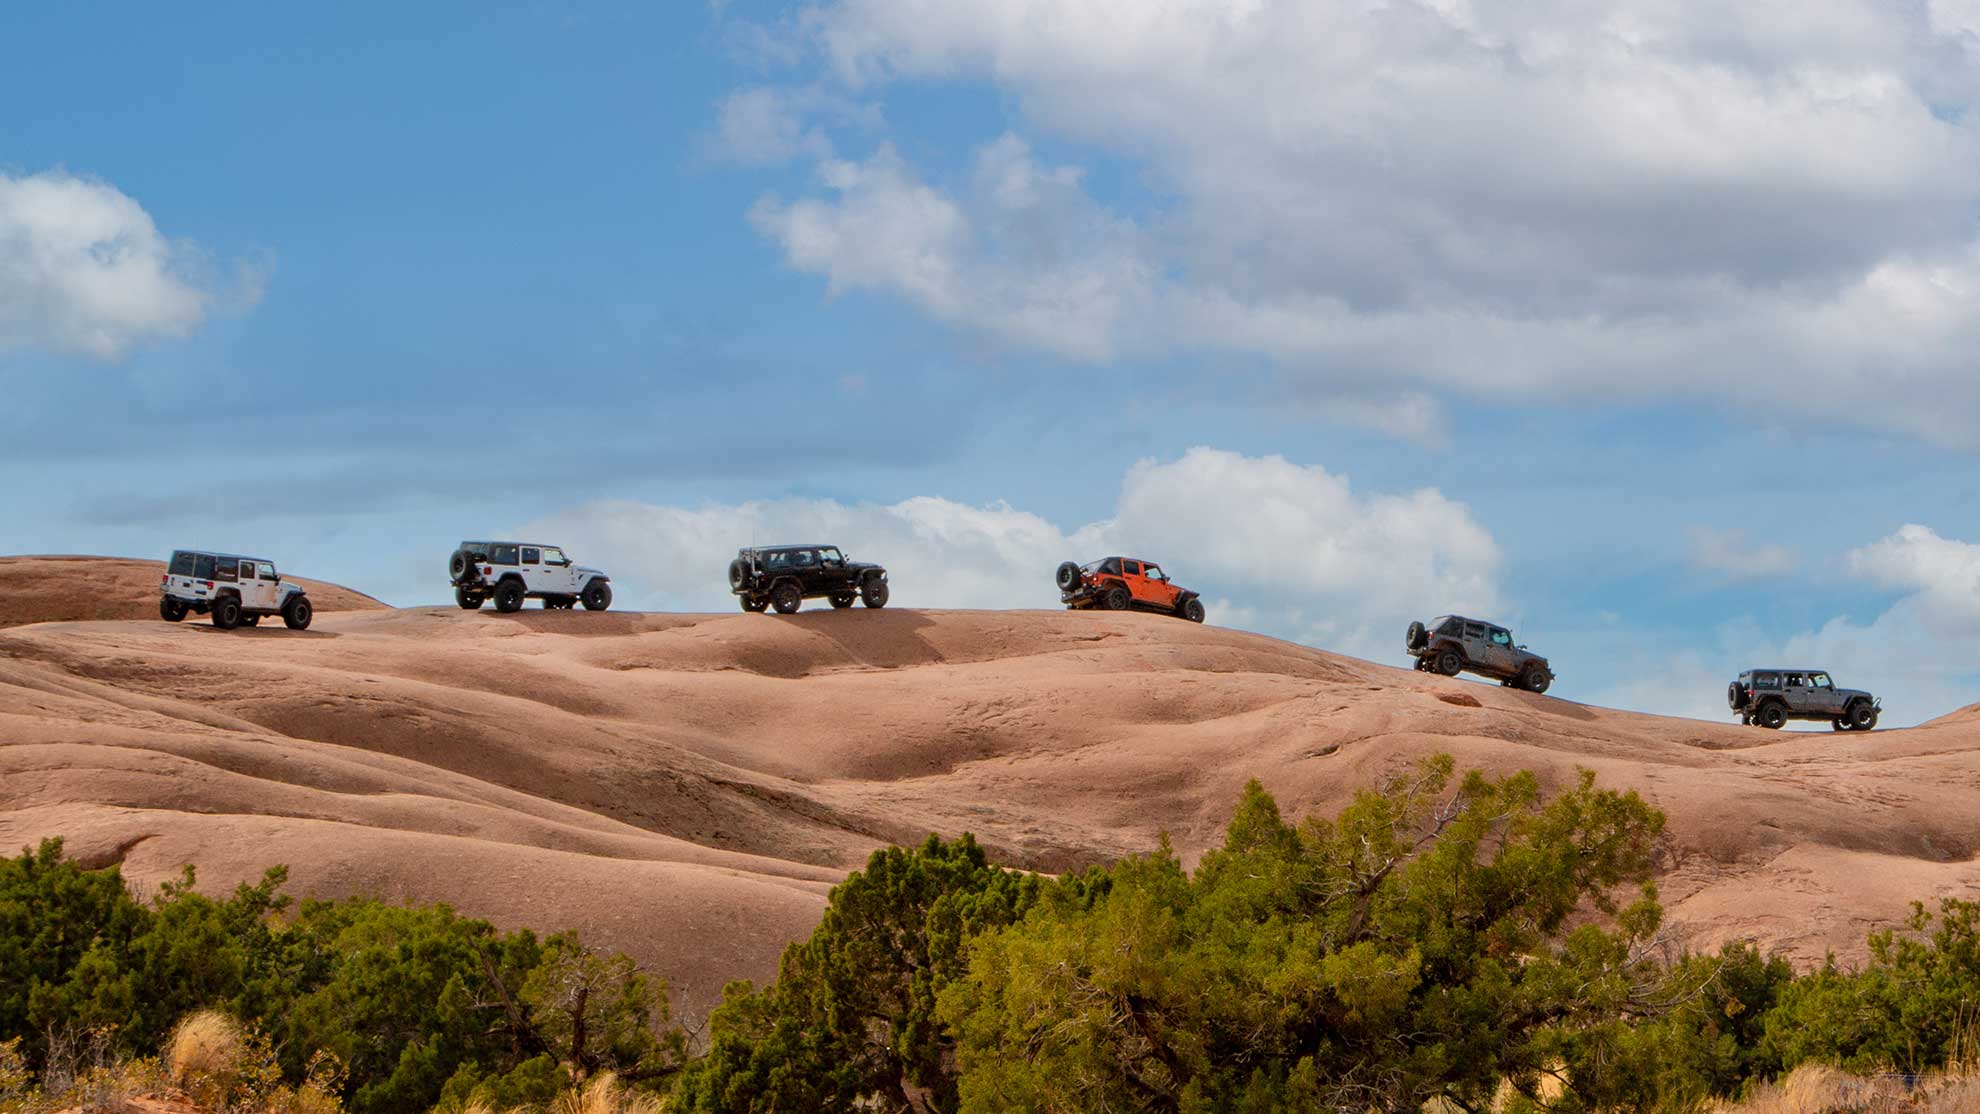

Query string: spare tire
1727 682 1748 710
728 558 749 592
1406 621 1428 651
449 550 477 582
1055 561 1082 592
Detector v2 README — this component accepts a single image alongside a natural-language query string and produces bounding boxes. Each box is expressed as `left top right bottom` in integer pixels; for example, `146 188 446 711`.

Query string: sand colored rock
2 558 1978 1023
0 556 387 628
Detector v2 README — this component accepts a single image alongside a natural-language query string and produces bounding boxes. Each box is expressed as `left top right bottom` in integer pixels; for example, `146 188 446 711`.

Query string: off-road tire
1406 621 1428 651
740 595 767 613
1055 561 1082 592
581 580 612 612
1727 682 1748 711
493 579 526 614
449 550 478 582
861 577 889 609
1103 585 1131 611
282 596 313 631
455 587 483 610
728 559 749 592
771 581 802 614
1848 701 1878 731
1435 649 1463 676
830 592 856 609
1181 598 1206 623
1520 665 1551 694
211 596 243 630
159 597 187 622
1756 702 1787 730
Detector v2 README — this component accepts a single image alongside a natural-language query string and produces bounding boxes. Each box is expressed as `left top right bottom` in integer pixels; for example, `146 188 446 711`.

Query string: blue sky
4 1 1978 726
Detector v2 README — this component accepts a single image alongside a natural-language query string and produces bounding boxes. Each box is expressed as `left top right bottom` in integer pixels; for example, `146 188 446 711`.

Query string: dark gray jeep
728 545 889 614
1728 669 1880 731
1405 614 1554 693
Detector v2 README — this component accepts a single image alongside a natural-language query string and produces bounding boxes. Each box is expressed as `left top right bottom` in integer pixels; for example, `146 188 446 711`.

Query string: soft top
171 549 271 565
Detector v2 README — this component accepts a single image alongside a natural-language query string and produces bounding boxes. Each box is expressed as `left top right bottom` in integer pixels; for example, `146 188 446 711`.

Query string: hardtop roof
171 548 272 564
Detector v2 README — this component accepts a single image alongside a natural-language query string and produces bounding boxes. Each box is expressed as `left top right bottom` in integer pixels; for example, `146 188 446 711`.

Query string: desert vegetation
5 759 1979 1113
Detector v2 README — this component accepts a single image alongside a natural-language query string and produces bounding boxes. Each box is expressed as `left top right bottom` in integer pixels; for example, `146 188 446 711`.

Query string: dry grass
164 1013 244 1106
1707 1062 1980 1114
544 1074 665 1114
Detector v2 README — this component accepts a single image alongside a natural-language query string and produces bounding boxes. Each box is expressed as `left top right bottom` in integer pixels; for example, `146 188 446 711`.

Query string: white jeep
448 541 612 613
159 549 314 630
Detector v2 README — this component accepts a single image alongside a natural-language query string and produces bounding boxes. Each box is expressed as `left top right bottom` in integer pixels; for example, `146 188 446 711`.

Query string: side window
794 549 816 567
259 562 279 581
1144 565 1166 582
1811 672 1832 689
1491 628 1512 646
1123 560 1142 576
521 547 541 564
489 544 519 565
1464 623 1486 639
1437 618 1461 636
1754 673 1780 691
1099 558 1122 576
1785 673 1805 688
215 559 238 582
192 554 216 580
170 552 198 577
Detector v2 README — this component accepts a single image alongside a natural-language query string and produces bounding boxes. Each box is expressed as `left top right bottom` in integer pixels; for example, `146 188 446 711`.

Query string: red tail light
482 566 493 577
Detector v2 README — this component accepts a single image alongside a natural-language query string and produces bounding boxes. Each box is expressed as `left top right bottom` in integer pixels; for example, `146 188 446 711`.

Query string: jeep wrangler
1405 615 1553 692
1728 669 1880 731
1055 558 1206 622
729 545 889 614
449 541 612 613
159 549 314 630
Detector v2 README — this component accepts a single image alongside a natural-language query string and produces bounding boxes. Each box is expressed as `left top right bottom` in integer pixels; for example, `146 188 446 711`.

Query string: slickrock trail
3 558 1977 1022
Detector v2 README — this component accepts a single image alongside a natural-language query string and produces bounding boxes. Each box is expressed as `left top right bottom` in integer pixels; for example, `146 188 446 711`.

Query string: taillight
201 580 212 588
482 566 493 577
160 575 168 585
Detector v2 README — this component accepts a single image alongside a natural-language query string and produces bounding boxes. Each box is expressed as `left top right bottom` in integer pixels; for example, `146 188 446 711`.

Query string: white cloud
1846 524 1980 622
1591 525 1980 727
1686 526 1799 580
749 136 1153 361
726 0 1980 442
0 170 252 359
520 447 1500 657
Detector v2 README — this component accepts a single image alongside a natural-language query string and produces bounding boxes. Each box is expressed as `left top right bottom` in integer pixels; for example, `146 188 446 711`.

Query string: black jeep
728 545 889 614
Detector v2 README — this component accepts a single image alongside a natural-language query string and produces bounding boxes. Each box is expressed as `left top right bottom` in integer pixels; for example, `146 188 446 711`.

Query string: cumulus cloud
520 447 1500 657
726 0 1980 442
1591 525 1980 727
1686 527 1798 579
750 136 1153 360
0 170 252 359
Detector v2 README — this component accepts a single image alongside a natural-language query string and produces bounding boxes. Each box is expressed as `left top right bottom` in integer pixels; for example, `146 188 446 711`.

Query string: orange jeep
1056 557 1206 622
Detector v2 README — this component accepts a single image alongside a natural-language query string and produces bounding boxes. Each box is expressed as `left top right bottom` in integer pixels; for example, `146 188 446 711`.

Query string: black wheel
740 595 767 613
159 597 187 623
455 587 483 610
728 559 749 592
1435 649 1463 676
1406 621 1428 651
1849 702 1878 731
1727 682 1748 711
581 580 612 612
1103 585 1131 611
282 596 312 631
240 614 261 627
493 580 526 613
771 581 802 614
830 593 855 609
449 549 478 582
1521 666 1550 694
1180 598 1205 623
861 577 889 609
211 596 242 630
1055 561 1082 592
1756 702 1786 730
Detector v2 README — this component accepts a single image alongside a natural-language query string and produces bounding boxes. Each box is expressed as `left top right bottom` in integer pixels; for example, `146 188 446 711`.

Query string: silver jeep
1728 669 1880 731
1405 614 1553 692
